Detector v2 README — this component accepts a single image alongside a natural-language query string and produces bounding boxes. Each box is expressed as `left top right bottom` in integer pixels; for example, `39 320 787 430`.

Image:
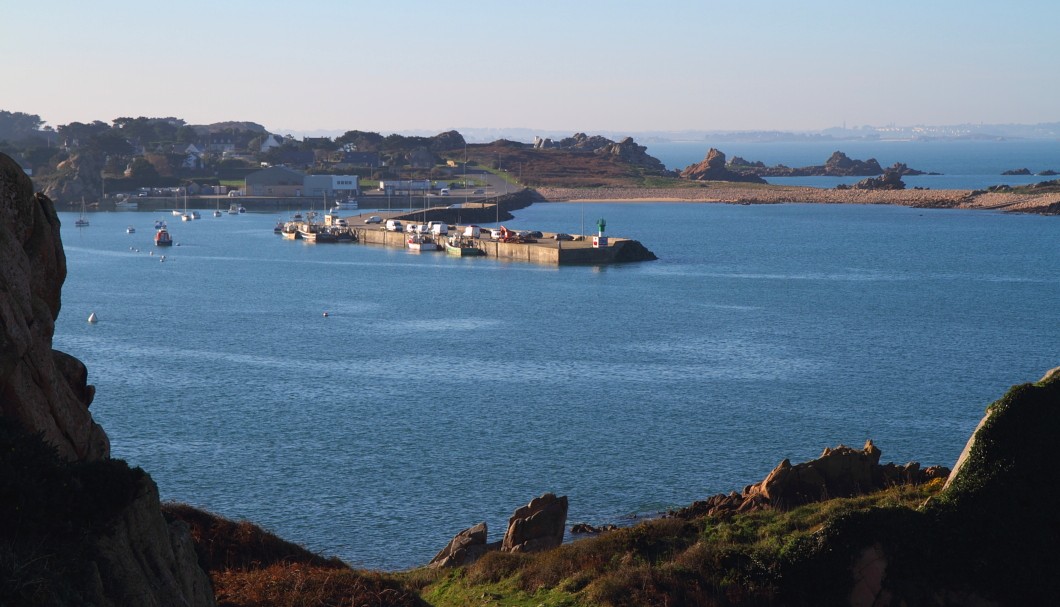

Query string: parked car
385 219 403 232
553 233 573 241
473 189 485 195
490 228 504 239
364 215 382 224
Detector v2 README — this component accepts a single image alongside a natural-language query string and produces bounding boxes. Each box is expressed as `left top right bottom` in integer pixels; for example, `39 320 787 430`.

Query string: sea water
53 204 1060 569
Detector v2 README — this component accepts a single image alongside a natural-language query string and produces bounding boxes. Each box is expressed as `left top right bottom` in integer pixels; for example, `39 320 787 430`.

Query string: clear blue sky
4 0 1057 136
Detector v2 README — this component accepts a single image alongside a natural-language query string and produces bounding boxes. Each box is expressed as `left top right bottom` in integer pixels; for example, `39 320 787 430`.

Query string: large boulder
680 148 767 184
428 522 494 568
501 492 569 553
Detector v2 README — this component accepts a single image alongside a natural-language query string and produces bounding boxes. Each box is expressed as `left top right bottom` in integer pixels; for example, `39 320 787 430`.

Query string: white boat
126 225 136 234
114 199 138 211
213 200 222 217
228 203 239 215
75 198 90 227
154 219 167 230
407 233 440 251
334 198 359 210
180 192 192 221
192 211 201 220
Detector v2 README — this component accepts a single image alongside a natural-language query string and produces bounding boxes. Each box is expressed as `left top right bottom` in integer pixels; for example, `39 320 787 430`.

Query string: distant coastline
533 184 1060 215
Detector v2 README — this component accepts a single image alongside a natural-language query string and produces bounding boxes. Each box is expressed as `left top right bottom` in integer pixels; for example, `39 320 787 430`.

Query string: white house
302 175 360 198
259 134 282 152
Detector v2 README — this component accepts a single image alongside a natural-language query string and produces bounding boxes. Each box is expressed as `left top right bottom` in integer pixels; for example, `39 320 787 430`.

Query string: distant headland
2 110 1059 215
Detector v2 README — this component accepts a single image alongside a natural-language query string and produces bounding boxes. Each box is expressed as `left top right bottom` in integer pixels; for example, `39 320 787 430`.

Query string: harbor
274 191 658 264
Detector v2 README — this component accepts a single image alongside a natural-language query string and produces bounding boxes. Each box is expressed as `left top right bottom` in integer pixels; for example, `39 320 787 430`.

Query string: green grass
411 483 942 607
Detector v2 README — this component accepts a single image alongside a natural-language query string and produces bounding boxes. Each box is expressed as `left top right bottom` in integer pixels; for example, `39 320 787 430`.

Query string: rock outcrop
532 133 667 172
0 153 109 461
679 148 767 183
428 522 493 568
671 440 948 519
0 152 215 606
725 151 934 178
849 168 907 190
429 492 569 567
782 367 1060 605
39 150 105 206
501 492 568 553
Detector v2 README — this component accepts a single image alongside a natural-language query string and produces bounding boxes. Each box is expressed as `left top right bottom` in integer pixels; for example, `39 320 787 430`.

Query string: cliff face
0 152 216 606
0 152 108 461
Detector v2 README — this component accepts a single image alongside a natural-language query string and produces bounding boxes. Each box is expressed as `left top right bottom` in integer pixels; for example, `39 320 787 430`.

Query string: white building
302 175 360 198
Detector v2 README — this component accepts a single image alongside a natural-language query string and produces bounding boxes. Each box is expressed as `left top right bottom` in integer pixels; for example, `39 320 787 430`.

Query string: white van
428 221 448 235
439 188 450 196
385 219 403 232
463 225 481 238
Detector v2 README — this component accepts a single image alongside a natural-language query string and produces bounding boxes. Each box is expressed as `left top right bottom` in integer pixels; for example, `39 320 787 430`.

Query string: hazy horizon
5 1 1057 135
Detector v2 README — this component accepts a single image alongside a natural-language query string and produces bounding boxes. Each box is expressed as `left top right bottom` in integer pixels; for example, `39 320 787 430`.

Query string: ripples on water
54 203 1060 568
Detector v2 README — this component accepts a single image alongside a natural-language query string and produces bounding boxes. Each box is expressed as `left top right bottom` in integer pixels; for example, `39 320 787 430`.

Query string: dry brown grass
213 564 422 607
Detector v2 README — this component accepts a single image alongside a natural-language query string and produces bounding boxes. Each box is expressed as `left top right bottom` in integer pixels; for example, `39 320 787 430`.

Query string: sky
3 0 1058 137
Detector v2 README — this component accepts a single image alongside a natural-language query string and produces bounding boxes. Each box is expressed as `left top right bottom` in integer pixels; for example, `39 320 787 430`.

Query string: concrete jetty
351 226 656 265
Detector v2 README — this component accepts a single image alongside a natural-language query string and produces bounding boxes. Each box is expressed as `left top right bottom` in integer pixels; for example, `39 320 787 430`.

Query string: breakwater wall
350 226 656 265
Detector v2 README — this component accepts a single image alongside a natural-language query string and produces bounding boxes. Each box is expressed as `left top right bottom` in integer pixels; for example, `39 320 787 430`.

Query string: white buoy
87 312 98 323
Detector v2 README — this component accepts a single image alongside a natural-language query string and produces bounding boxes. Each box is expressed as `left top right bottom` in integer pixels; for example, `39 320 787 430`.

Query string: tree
0 110 45 142
57 121 110 148
88 130 133 156
125 157 159 179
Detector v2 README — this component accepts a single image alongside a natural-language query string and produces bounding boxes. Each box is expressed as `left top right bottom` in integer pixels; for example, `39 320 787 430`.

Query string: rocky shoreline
533 184 1060 214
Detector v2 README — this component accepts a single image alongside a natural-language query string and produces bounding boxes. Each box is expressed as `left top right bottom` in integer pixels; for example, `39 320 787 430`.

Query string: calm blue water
54 204 1060 569
647 139 1060 189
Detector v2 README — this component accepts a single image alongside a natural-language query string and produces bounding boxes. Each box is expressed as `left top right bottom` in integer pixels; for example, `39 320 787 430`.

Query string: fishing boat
407 233 440 251
299 224 337 243
192 211 201 220
75 198 90 227
280 222 301 239
228 203 239 215
155 228 173 247
274 220 284 233
446 235 484 256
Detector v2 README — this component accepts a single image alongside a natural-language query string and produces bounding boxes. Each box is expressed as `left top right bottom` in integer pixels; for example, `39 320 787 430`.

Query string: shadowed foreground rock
780 367 1060 606
0 152 215 606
